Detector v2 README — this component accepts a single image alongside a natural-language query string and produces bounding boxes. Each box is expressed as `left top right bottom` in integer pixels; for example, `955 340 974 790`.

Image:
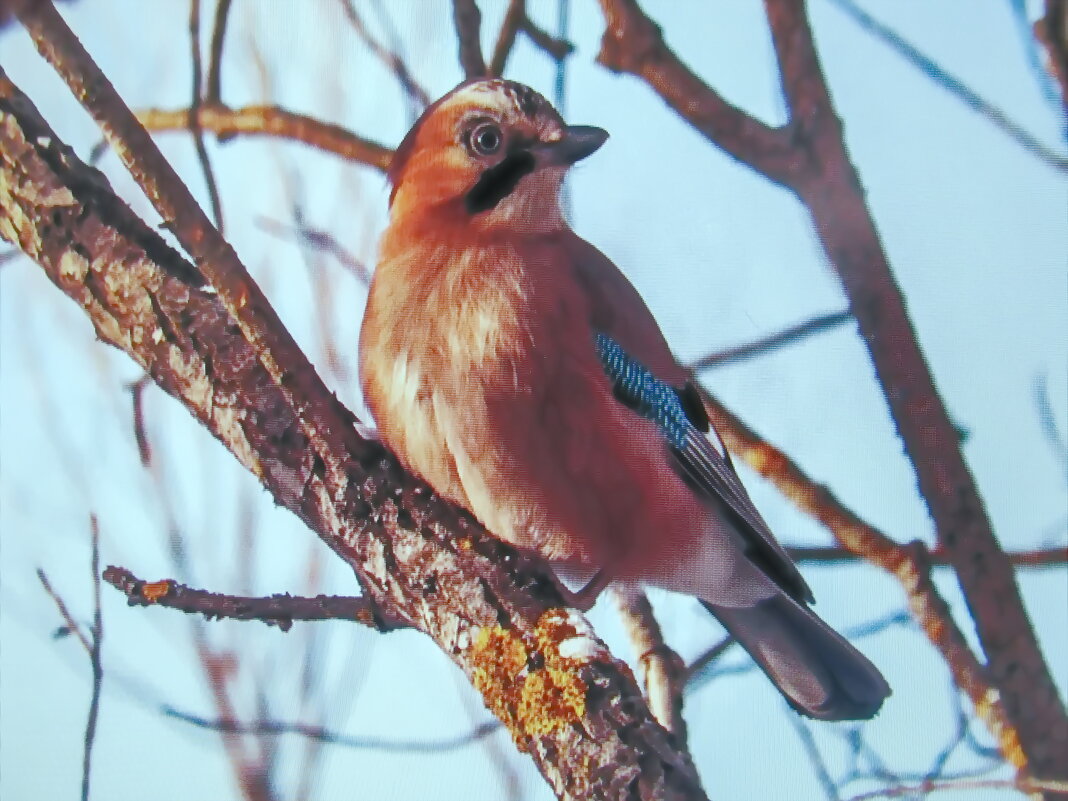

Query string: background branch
452 0 487 78
103 566 399 631
136 105 393 171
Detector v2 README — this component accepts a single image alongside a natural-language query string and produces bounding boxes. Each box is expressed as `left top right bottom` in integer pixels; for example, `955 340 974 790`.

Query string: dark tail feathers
702 595 890 721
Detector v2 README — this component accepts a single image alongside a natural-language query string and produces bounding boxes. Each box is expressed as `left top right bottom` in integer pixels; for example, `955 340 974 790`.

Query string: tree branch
694 385 1024 778
789 545 1068 569
489 0 525 77
594 0 1068 785
762 3 1068 786
827 0 1068 172
103 565 401 631
188 0 225 235
0 56 706 801
205 0 233 105
136 104 393 171
688 309 852 371
452 0 487 78
596 0 799 186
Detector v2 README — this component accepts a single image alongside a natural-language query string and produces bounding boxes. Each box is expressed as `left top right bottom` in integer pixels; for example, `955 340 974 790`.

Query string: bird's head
387 79 607 233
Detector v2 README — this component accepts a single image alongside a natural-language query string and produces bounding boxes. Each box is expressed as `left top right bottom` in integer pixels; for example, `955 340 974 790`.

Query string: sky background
1 2 1065 799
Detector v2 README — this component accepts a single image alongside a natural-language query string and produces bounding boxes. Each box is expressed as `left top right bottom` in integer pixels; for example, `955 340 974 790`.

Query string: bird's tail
701 595 890 721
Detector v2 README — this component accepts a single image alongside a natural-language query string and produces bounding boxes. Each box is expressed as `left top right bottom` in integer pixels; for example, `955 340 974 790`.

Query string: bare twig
597 0 799 185
488 0 525 77
788 545 1068 569
688 309 853 371
188 0 226 235
136 105 392 171
1034 373 1068 479
452 0 487 78
339 0 430 108
524 14 574 62
845 777 1068 801
127 375 153 466
206 0 233 104
789 715 841 801
83 516 103 801
595 0 1068 781
255 215 370 284
693 384 1024 774
762 3 1068 783
17 1 368 489
827 0 1068 172
1035 0 1068 111
103 566 402 631
166 706 502 752
37 569 93 654
684 635 735 684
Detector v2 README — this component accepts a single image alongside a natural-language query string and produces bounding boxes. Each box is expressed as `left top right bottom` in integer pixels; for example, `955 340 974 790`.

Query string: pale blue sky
1 2 1065 799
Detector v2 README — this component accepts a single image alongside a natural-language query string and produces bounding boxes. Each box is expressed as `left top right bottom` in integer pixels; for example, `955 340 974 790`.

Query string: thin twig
37 569 93 655
338 0 430 108
827 0 1068 172
188 0 226 235
523 13 574 62
788 715 841 801
452 0 487 78
684 635 734 683
488 0 525 77
693 383 1023 770
165 707 502 752
103 566 404 631
206 0 233 104
688 309 853 371
17 1 370 493
254 215 370 284
845 777 1068 801
1034 372 1068 480
788 545 1068 569
82 516 103 801
1034 0 1068 111
136 104 392 171
127 375 153 466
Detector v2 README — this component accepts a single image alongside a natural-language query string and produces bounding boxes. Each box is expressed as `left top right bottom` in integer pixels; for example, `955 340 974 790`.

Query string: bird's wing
595 333 813 603
568 232 814 604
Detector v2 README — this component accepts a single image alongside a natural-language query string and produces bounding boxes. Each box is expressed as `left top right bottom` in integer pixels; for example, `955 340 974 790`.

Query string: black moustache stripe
464 151 536 214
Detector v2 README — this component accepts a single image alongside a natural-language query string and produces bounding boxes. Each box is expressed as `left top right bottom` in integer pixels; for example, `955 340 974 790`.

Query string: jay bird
359 78 890 721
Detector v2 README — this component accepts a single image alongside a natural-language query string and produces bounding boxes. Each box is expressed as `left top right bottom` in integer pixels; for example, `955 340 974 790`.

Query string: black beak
532 125 609 167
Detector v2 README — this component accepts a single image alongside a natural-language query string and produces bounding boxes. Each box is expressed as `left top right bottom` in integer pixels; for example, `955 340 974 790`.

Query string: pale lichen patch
58 249 89 282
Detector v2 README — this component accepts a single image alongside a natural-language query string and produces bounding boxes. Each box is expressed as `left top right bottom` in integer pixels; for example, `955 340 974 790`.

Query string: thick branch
0 68 705 801
595 0 1067 784
136 104 392 172
763 1 1068 784
596 0 799 186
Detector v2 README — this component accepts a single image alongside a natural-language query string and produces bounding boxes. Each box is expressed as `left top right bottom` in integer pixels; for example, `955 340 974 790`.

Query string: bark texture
0 71 706 801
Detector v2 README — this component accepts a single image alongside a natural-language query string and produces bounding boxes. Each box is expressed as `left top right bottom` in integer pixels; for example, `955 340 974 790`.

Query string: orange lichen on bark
141 580 172 602
469 608 596 747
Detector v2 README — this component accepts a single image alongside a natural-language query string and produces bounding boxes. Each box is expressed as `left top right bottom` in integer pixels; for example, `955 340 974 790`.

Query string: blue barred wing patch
594 332 689 450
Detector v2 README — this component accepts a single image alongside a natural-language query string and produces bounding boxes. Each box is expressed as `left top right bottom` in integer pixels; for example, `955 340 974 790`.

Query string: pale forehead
441 80 559 124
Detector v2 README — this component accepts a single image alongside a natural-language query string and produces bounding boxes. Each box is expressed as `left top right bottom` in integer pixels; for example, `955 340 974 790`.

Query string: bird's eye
469 123 503 156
